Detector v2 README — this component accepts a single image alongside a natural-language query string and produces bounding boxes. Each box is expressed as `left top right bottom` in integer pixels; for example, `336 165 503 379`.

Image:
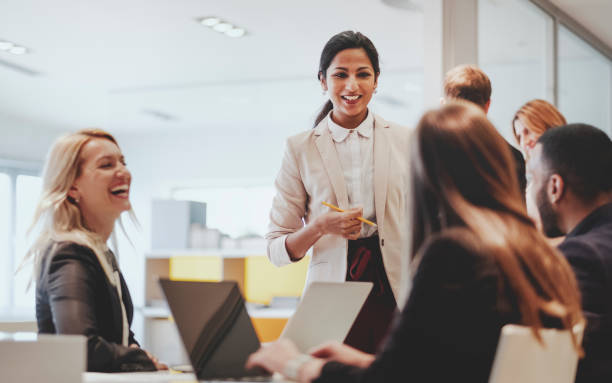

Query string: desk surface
84 371 289 383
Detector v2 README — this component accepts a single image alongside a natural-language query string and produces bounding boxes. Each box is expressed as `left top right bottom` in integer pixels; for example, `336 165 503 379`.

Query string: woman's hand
315 207 363 240
130 344 168 370
246 339 325 383
309 341 375 368
246 339 300 375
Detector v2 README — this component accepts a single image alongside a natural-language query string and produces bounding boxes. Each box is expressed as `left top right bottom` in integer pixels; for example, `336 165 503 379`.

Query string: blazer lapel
374 115 390 230
314 121 350 209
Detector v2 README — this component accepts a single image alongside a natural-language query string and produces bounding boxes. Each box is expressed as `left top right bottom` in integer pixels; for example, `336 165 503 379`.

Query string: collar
566 202 612 238
327 110 374 143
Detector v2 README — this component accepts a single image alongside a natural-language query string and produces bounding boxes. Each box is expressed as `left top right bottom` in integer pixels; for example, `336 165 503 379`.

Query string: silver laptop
281 281 372 352
160 279 371 381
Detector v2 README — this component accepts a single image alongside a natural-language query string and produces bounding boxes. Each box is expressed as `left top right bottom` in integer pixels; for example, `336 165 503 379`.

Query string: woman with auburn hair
246 102 584 383
513 99 566 159
22 129 166 372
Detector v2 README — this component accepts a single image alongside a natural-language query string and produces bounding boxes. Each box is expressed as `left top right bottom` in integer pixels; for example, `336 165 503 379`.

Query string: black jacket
559 203 612 383
36 241 155 372
315 229 562 383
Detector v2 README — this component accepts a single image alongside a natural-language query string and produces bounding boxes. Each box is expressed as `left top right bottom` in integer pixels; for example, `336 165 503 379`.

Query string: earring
322 90 327 95
374 89 378 94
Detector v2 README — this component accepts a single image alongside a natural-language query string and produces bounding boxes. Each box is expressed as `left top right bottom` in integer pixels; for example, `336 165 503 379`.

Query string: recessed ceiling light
200 17 220 27
226 28 246 38
0 41 14 50
197 16 248 38
9 46 27 55
213 22 233 33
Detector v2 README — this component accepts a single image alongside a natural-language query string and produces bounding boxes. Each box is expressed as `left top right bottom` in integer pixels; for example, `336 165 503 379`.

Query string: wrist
358 354 375 368
299 358 326 383
311 215 326 237
283 354 313 381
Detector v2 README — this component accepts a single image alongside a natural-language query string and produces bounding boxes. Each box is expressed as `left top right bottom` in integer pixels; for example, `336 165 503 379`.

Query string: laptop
280 281 373 352
159 279 372 381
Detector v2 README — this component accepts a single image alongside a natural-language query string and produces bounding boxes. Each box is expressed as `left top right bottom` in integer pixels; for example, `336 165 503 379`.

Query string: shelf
145 248 267 259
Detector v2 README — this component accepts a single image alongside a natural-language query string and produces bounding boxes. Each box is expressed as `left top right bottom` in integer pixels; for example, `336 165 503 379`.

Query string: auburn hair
512 99 566 144
410 101 584 348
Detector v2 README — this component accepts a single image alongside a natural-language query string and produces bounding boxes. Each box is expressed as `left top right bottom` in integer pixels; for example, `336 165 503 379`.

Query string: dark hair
314 31 380 127
538 123 612 203
409 101 584 345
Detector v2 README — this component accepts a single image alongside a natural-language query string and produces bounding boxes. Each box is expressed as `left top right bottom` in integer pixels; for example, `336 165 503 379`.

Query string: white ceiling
0 0 610 135
549 0 612 50
0 0 423 133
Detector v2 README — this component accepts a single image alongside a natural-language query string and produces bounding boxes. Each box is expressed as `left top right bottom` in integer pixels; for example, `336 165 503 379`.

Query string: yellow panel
169 256 222 281
251 317 288 343
244 256 309 304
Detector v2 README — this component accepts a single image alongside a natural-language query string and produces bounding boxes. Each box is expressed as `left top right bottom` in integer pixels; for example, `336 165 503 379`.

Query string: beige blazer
266 114 411 302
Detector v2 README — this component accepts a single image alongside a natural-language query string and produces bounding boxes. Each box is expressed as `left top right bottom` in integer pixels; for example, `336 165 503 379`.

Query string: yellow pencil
321 201 377 227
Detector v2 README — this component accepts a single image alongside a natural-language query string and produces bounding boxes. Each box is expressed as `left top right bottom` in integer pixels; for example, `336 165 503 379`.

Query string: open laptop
159 279 372 381
280 281 373 352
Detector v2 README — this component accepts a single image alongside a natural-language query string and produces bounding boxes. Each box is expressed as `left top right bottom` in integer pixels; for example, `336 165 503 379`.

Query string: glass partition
559 25 612 136
478 0 554 143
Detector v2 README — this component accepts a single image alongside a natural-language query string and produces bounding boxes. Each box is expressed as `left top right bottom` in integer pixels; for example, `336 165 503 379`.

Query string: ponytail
314 100 333 128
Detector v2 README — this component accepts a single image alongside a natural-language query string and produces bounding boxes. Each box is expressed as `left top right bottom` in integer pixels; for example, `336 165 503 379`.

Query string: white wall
0 113 67 164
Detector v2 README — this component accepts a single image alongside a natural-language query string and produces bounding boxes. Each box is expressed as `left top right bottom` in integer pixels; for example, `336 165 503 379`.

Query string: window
558 25 612 136
478 0 554 142
0 173 11 310
13 175 43 310
0 168 42 314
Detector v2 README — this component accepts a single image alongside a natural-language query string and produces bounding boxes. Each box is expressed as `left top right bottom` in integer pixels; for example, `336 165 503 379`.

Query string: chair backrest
0 332 86 383
488 324 582 383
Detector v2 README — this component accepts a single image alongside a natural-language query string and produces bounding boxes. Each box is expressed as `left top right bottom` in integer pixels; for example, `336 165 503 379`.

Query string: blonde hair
512 99 566 144
21 129 129 286
443 65 492 108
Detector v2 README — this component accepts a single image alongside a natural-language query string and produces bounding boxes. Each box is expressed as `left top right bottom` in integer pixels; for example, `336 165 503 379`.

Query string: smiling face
320 48 378 128
69 138 132 230
514 118 540 159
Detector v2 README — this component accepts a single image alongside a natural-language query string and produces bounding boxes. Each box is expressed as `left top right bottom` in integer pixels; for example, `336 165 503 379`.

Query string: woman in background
248 102 584 383
23 129 166 372
265 31 411 353
513 99 567 236
513 99 566 160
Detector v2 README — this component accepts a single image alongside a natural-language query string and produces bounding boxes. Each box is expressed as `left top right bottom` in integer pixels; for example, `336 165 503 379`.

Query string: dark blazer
314 229 562 383
558 202 612 383
36 241 155 372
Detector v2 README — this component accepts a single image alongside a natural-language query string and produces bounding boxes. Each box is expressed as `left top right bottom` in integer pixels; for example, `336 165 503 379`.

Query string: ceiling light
200 17 220 27
0 41 14 50
213 22 233 33
9 46 27 55
225 27 246 38
381 0 423 11
197 16 248 38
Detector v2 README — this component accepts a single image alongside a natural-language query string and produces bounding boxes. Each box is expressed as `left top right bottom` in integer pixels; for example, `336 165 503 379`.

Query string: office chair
488 323 584 383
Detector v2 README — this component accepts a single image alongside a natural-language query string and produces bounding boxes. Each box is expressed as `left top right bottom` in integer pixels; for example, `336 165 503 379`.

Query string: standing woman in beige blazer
266 31 410 353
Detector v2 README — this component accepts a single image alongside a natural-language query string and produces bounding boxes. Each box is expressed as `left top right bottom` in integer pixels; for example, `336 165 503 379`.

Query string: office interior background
0 0 611 335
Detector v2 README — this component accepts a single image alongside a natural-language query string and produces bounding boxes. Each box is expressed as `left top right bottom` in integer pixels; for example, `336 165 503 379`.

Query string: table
83 371 290 383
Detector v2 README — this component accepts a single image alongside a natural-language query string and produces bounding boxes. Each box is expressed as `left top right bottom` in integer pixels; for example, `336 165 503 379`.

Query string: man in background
443 65 527 195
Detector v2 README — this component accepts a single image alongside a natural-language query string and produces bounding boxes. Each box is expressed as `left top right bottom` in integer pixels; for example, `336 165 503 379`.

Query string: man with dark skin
527 123 612 383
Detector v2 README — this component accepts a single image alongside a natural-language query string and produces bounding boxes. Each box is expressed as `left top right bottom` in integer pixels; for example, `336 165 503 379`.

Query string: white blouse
327 110 377 238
